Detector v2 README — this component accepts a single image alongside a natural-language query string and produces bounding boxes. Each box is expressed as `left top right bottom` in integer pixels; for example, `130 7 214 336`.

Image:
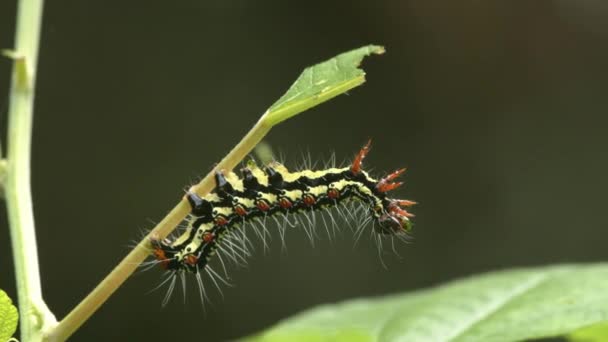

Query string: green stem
5 0 57 341
46 112 272 342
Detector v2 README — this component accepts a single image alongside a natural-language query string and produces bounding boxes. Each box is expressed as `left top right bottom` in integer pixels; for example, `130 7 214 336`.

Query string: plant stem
46 112 272 342
5 0 58 341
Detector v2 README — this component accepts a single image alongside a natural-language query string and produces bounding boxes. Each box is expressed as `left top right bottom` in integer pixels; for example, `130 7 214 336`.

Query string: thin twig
46 112 272 342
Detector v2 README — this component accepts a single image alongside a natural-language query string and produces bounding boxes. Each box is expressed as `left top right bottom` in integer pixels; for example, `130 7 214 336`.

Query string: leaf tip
370 45 386 55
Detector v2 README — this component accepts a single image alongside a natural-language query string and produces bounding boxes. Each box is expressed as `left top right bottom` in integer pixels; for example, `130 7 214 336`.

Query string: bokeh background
1 1 608 341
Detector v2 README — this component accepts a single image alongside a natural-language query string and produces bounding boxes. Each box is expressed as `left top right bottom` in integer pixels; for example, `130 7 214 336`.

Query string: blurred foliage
247 264 608 342
569 322 608 342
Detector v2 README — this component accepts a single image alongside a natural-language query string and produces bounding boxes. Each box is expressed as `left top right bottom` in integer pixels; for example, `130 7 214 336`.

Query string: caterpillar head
376 199 416 235
350 142 416 235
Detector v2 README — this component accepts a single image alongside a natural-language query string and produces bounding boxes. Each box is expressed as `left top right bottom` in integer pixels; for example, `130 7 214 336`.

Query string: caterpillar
149 141 415 301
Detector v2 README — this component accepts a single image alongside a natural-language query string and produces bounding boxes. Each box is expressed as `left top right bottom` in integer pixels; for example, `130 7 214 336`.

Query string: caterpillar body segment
151 142 416 278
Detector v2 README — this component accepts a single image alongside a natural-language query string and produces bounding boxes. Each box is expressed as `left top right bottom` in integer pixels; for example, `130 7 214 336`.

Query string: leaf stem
46 112 272 341
4 0 58 341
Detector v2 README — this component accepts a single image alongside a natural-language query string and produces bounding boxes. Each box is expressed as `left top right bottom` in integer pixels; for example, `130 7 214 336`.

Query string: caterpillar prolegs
150 141 415 298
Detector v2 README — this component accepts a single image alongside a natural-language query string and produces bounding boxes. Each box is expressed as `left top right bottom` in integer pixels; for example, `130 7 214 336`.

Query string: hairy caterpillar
149 141 415 301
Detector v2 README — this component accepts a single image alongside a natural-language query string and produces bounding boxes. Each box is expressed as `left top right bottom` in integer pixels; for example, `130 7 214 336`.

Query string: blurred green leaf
245 264 608 342
253 141 275 165
0 289 18 342
265 45 384 126
569 321 608 342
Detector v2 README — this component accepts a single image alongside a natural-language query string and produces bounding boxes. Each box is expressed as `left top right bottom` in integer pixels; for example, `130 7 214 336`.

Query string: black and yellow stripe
151 142 415 274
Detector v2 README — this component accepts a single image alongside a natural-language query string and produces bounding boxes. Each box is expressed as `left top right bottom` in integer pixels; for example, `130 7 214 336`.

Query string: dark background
1 1 608 341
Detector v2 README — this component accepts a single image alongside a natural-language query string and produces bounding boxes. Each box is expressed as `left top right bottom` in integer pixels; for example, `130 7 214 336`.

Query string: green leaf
0 289 18 342
245 264 608 342
569 321 608 341
264 45 385 127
